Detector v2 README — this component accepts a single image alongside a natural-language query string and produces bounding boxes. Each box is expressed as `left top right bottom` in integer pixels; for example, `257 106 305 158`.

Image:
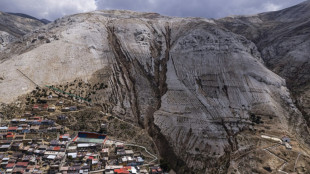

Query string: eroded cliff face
0 10 310 173
217 0 310 127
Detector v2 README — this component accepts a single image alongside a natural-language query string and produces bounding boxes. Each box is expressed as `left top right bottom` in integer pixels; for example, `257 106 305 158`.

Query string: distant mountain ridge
0 11 46 50
8 12 51 24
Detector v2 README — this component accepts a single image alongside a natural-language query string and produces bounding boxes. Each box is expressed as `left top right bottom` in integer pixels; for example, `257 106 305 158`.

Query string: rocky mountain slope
0 4 310 174
217 0 310 126
0 11 45 50
8 13 51 24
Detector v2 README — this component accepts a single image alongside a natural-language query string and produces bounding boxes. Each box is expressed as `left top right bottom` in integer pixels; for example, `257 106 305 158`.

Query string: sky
0 0 306 21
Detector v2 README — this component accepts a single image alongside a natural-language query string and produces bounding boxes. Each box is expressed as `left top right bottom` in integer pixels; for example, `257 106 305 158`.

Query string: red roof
53 146 61 151
16 162 28 167
88 156 94 159
6 135 14 138
6 163 15 168
8 127 18 130
114 168 130 174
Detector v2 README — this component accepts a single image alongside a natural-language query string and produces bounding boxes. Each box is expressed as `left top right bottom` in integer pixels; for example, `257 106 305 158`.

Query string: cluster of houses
32 103 78 113
0 135 70 173
0 130 163 174
0 117 63 141
0 94 164 173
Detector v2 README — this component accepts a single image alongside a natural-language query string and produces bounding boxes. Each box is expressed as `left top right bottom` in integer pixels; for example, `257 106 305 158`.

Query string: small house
16 162 28 168
32 105 40 111
59 166 69 173
16 127 23 133
22 129 30 134
57 115 67 120
6 163 15 169
30 125 40 133
8 127 18 132
56 101 64 106
101 148 109 156
11 142 23 151
59 134 70 141
0 126 8 133
125 150 134 156
114 167 131 174
77 143 97 151
6 132 15 140
38 145 48 151
11 119 20 125
41 120 54 126
282 137 291 143
69 106 77 111
48 105 56 112
24 112 32 117
0 145 11 152
67 146 77 153
150 166 163 174
15 134 25 140
136 157 144 165
42 104 49 111
61 107 70 112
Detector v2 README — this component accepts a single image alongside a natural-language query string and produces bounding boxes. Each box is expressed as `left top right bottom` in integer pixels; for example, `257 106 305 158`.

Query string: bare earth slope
0 9 310 173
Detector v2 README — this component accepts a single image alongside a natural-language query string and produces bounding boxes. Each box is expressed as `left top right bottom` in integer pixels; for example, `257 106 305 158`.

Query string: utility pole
16 69 40 88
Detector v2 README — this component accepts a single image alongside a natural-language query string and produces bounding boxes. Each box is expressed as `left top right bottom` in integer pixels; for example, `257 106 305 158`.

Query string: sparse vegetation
250 113 263 124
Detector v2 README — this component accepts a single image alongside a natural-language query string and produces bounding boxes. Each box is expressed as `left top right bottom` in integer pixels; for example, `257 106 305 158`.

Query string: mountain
0 3 310 174
8 12 51 24
0 11 45 50
217 0 310 128
39 18 51 24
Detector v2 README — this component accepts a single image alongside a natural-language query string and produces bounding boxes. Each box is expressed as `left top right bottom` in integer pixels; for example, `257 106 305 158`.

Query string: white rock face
152 22 297 172
0 9 309 173
0 16 111 102
218 0 310 133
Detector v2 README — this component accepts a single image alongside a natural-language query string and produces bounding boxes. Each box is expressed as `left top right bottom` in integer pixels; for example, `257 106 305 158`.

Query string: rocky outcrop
0 8 310 173
0 31 16 50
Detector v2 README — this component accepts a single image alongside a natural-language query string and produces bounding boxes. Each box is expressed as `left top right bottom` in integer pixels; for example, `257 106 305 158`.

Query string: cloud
0 0 97 20
0 0 306 20
95 0 305 18
263 2 282 11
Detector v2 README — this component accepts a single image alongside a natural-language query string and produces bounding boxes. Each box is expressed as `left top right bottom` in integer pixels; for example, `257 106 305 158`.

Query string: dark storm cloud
0 0 306 20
